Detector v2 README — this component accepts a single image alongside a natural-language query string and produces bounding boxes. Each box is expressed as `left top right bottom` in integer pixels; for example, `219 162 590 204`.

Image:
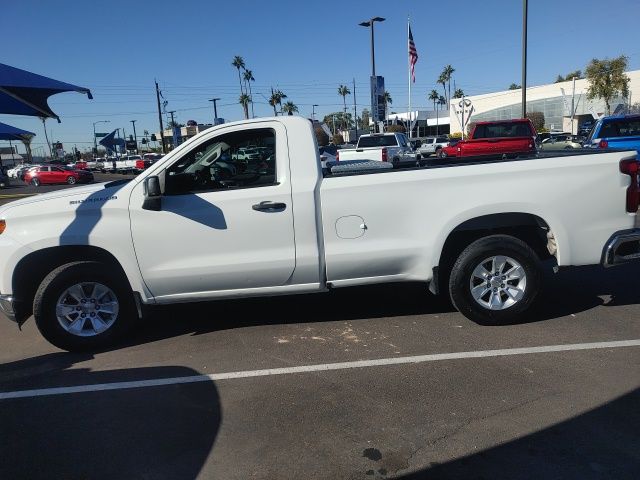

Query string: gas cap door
335 215 367 239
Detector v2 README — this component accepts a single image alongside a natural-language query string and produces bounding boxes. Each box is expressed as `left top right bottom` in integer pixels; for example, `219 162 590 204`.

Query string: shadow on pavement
111 262 640 350
395 387 640 479
0 353 220 480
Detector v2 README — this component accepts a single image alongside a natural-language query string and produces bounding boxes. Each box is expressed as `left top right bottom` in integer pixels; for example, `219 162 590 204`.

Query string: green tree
282 101 299 116
438 95 446 111
439 65 455 103
338 85 351 127
526 111 545 131
555 70 583 83
232 56 245 96
332 133 344 145
323 112 352 134
508 83 521 90
269 89 287 115
452 88 464 99
428 89 439 111
243 69 255 118
386 124 406 133
555 75 565 83
239 93 250 120
585 55 630 115
315 125 329 146
437 72 447 104
383 91 392 120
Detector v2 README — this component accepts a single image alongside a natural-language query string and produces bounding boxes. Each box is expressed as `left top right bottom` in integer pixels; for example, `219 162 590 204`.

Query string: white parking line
1 339 639 400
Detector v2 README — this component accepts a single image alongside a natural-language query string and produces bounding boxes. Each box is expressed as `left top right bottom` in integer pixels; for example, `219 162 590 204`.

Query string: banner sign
370 76 385 122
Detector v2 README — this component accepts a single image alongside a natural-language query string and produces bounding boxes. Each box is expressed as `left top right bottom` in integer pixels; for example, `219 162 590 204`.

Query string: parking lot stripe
1 339 639 400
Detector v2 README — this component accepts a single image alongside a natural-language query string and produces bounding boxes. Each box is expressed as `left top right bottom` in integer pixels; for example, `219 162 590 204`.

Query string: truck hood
0 180 131 216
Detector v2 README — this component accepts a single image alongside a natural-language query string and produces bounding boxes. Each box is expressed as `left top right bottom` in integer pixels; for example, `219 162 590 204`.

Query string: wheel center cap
490 277 502 288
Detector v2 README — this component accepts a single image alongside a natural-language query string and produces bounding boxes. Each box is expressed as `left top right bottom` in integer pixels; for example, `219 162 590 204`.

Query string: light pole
359 16 385 133
92 120 110 157
209 98 221 124
312 104 318 121
130 120 138 154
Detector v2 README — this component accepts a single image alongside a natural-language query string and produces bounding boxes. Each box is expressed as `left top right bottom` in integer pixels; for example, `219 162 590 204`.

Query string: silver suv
418 136 450 156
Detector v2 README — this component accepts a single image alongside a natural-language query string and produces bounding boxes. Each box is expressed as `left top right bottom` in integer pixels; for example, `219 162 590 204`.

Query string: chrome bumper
0 294 17 323
602 229 640 267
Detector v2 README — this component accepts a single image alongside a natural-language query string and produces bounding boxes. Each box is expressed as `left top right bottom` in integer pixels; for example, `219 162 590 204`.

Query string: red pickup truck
439 119 537 158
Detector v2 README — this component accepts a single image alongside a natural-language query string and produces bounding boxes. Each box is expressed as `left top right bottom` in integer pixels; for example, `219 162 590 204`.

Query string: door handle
252 201 286 212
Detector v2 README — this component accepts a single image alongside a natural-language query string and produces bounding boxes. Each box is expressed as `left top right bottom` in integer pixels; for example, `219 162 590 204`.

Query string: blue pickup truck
585 114 640 153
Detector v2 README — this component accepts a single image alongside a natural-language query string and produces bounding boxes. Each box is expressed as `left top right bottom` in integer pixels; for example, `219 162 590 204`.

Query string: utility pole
359 17 385 134
155 80 167 153
130 120 138 154
353 78 358 141
209 98 220 124
571 77 576 135
521 0 528 118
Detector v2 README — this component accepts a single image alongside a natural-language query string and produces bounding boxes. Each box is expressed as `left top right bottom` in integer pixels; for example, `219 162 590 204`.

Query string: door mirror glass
142 176 162 211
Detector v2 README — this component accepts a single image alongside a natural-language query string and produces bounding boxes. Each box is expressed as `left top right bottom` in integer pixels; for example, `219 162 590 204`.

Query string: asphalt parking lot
0 244 638 479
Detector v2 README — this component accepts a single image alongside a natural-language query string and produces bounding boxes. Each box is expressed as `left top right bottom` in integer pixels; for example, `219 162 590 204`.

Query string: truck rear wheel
448 235 541 325
33 261 136 351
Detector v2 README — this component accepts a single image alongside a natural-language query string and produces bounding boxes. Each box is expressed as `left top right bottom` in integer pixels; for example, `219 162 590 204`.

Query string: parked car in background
136 153 163 172
539 135 583 150
585 114 640 154
436 139 463 158
579 120 595 136
24 165 94 186
0 169 8 188
7 165 28 179
336 132 416 167
443 119 537 159
418 136 450 157
86 159 104 171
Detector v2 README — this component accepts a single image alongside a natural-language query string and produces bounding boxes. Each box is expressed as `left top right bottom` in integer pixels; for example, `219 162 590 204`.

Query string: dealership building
389 70 640 137
449 69 640 135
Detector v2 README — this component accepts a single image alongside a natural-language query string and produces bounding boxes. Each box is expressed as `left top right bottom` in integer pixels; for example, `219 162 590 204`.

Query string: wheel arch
432 212 555 294
12 245 134 321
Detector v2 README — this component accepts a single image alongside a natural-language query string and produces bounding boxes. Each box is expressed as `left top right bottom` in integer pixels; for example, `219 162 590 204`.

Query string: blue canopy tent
0 63 92 121
0 121 35 164
0 63 92 158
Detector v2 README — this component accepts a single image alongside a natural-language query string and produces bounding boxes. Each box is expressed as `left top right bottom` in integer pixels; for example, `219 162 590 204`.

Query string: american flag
408 25 418 83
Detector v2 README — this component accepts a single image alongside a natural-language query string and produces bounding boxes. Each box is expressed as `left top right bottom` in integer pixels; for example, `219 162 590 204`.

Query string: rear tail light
599 139 609 149
335 151 340 161
620 159 639 213
381 147 388 162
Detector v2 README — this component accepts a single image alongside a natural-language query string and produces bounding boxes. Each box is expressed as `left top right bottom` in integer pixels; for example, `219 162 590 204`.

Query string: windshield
473 122 532 139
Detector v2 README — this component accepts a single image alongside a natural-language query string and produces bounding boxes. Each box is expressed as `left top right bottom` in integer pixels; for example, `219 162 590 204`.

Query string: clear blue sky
2 0 640 153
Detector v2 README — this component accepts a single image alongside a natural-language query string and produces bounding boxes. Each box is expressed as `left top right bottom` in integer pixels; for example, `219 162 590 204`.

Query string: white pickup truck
0 116 639 351
337 132 419 167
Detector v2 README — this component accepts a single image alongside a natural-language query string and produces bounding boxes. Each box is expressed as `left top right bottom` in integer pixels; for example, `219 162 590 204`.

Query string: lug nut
76 306 81 311
493 288 498 292
501 284 505 288
502 275 506 280
81 313 86 318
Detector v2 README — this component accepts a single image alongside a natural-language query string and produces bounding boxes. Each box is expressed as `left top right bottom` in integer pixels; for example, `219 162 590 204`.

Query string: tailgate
338 148 383 162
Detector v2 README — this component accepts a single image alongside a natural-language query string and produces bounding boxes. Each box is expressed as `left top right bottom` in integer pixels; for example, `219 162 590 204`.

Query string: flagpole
407 16 411 139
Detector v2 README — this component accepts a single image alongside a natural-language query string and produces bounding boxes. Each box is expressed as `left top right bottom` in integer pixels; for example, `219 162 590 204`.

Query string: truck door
129 122 296 299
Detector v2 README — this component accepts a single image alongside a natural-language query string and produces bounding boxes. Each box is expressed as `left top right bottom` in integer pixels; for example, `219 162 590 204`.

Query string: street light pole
521 0 528 118
130 120 138 154
312 104 318 121
209 98 220 124
359 17 385 133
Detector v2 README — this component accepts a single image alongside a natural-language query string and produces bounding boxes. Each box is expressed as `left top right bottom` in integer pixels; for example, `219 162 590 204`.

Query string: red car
438 119 537 158
24 165 94 186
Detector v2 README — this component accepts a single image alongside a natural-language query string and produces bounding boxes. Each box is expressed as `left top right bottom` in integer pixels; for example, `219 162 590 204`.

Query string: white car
7 165 29 178
0 116 638 351
337 133 416 167
418 136 450 156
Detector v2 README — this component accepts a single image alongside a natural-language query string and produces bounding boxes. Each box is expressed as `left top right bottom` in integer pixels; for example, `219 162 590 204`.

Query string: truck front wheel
448 235 541 325
33 261 136 351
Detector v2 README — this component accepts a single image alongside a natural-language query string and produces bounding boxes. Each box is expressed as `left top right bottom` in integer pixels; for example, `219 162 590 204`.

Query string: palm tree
239 94 250 119
438 95 447 111
439 65 455 104
282 101 299 116
243 69 255 118
453 88 464 99
232 56 245 96
338 85 351 128
428 89 439 111
437 73 447 105
383 91 392 121
268 93 279 116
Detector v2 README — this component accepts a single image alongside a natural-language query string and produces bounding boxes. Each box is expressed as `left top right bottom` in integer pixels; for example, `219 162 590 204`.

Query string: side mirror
142 176 162 211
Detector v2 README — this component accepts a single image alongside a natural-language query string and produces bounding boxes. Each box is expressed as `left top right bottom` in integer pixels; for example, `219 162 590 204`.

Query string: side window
165 128 276 195
53 167 64 172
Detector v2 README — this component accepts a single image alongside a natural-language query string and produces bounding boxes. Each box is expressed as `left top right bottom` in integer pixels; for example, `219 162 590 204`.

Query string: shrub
449 131 462 139
332 133 345 145
315 126 329 146
386 124 406 133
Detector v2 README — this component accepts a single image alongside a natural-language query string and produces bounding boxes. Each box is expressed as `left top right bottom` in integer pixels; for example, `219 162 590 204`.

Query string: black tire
437 149 447 159
392 157 400 168
67 176 77 185
31 178 40 187
448 235 542 325
33 261 136 351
